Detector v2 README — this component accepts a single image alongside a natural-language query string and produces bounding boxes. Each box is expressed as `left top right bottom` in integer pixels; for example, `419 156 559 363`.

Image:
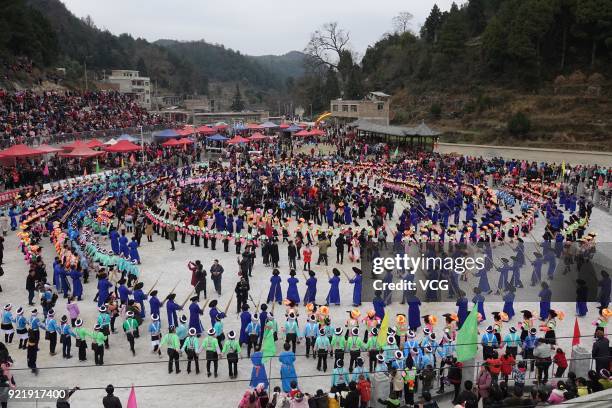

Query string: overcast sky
61 0 462 56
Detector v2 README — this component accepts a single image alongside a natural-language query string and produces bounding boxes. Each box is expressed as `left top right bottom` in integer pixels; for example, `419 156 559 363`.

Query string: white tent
105 138 118 145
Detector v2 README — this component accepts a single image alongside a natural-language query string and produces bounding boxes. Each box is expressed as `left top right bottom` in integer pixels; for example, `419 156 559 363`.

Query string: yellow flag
561 161 565 178
376 312 389 348
121 157 125 168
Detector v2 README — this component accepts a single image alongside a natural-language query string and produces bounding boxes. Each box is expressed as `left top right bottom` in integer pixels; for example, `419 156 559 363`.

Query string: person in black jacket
344 381 360 408
456 380 478 408
235 278 250 313
335 235 345 264
26 269 37 306
287 241 297 270
102 384 122 408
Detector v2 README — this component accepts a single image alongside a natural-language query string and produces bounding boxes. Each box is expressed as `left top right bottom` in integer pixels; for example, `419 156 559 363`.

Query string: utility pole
84 60 88 91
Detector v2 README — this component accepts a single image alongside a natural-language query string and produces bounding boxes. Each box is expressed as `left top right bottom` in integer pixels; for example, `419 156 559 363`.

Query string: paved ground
2 162 611 407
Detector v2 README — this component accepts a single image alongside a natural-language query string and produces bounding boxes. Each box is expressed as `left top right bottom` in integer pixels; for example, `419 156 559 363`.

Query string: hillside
1 0 303 100
249 51 306 83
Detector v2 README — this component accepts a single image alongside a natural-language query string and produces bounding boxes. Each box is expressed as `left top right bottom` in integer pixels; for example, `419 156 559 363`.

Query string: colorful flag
126 385 137 408
393 147 399 158
121 157 125 168
261 327 276 363
456 306 478 362
572 317 581 346
376 311 389 348
561 161 565 179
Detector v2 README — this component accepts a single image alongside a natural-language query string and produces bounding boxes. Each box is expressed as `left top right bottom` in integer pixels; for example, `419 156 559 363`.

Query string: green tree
507 111 531 136
437 4 469 57
466 0 487 35
343 65 364 99
230 84 245 111
337 50 354 82
421 4 444 43
482 16 508 70
136 57 148 76
573 0 612 68
324 67 341 101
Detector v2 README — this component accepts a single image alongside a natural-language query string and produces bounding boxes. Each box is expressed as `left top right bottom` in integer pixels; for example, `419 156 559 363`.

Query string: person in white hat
148 314 162 356
221 330 241 379
1 303 15 344
73 319 88 362
182 327 200 375
160 325 181 374
122 310 139 356
200 328 220 377
43 308 59 355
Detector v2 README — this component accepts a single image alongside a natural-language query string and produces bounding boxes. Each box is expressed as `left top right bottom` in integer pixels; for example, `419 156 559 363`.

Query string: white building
106 70 151 109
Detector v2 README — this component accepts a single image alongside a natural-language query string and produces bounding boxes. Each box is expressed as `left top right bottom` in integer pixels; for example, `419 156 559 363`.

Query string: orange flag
572 317 581 346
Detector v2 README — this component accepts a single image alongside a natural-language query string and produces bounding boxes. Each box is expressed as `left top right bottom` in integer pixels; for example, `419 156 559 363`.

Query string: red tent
162 138 182 147
311 128 326 136
35 144 63 154
247 123 264 130
59 146 104 158
61 140 88 150
195 125 216 134
86 139 105 149
248 132 268 141
104 140 142 153
176 127 194 136
227 136 250 145
279 124 290 129
0 144 45 158
176 138 194 145
294 130 312 137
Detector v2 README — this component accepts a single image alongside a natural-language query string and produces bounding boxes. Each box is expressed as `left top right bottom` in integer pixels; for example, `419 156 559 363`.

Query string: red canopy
227 136 250 145
59 146 104 158
86 139 105 149
175 127 194 136
279 124 290 129
311 128 326 136
162 139 182 147
35 144 63 154
247 123 264 130
176 138 194 145
0 144 45 158
195 125 216 134
294 130 312 137
61 140 88 150
248 132 268 141
104 140 142 153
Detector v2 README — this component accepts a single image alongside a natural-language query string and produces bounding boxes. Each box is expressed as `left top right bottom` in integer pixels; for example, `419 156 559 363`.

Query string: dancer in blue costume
188 296 203 335
119 231 129 257
538 282 552 320
303 270 317 305
286 270 300 304
165 293 182 327
128 237 140 264
503 287 516 320
455 291 469 328
239 304 251 346
474 259 492 294
349 267 362 306
267 269 283 304
326 268 341 306
279 343 298 392
249 351 269 389
109 228 120 255
575 279 588 317
407 294 421 331
472 287 486 321
96 273 112 307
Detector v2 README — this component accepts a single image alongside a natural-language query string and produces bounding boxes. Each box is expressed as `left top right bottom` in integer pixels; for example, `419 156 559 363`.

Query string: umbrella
36 144 63 154
86 139 105 149
59 146 104 158
206 134 229 142
0 144 45 158
117 134 138 142
104 138 118 145
154 129 180 138
104 140 142 153
61 140 88 150
227 136 250 145
248 132 268 141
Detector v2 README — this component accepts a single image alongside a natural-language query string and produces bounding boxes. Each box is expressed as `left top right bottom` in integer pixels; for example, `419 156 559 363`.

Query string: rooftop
350 119 441 137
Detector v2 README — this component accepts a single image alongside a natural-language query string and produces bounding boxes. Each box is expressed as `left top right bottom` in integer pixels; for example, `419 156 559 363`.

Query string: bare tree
304 22 351 69
392 12 414 34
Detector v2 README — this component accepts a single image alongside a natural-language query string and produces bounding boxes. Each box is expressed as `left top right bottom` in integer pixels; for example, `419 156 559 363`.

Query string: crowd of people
0 89 168 147
0 118 609 408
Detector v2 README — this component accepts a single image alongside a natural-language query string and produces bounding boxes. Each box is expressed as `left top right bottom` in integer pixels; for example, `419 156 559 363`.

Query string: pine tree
324 68 341 101
136 57 148 76
466 0 486 35
343 65 364 99
420 4 444 43
230 84 245 111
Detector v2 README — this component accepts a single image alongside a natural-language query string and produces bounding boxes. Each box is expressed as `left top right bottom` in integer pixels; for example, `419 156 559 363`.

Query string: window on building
332 104 338 112
377 103 384 111
342 105 349 112
350 105 357 112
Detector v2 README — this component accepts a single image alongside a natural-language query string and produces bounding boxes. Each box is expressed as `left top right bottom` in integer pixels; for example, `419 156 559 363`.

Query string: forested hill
361 0 612 92
1 0 304 95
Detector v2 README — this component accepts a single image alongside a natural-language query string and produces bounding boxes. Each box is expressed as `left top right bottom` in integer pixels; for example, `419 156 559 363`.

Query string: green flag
95 160 100 174
456 306 479 362
376 312 389 348
261 327 276 363
393 147 399 158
